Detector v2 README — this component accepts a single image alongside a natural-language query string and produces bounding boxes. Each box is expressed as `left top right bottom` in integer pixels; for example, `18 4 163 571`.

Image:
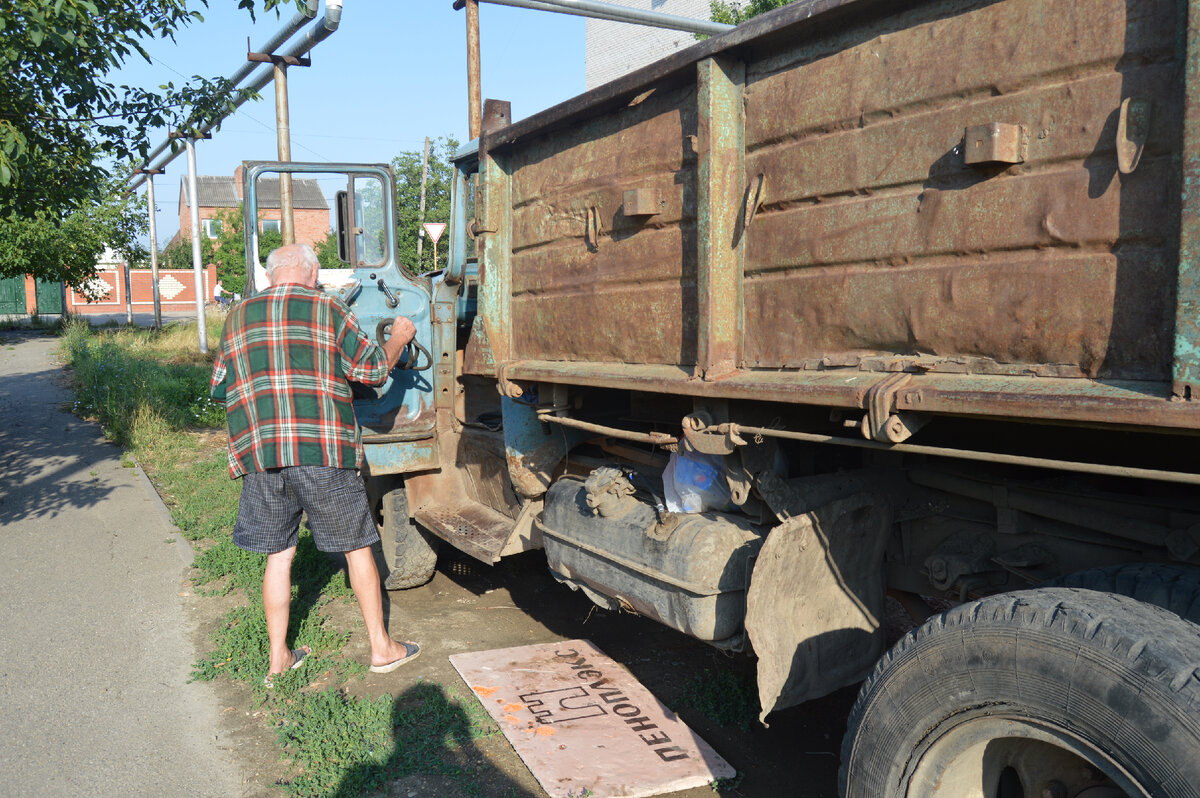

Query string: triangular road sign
422 222 446 244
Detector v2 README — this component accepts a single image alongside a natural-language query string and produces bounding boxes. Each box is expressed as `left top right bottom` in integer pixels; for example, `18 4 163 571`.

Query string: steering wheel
376 319 432 371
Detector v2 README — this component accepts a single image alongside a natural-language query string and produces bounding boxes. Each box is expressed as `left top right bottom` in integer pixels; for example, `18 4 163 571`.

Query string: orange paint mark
534 726 556 737
504 714 521 724
473 686 498 698
504 703 524 712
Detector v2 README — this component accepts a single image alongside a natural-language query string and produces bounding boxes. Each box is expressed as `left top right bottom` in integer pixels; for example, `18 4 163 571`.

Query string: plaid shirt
209 284 389 478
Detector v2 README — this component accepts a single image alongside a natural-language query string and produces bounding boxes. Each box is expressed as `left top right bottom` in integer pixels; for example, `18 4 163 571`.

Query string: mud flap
744 494 892 724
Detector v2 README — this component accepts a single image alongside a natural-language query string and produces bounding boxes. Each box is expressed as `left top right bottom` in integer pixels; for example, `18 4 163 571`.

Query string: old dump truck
241 0 1200 794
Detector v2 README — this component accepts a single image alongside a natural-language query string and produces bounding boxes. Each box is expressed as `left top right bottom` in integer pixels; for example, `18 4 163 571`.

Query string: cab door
241 161 437 474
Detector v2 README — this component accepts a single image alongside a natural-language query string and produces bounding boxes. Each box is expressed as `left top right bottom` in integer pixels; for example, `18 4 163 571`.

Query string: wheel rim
906 716 1150 798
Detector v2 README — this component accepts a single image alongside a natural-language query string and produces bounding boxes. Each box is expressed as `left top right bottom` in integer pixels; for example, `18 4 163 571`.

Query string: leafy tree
707 0 792 27
0 177 147 287
160 204 284 296
0 0 285 288
313 229 341 272
392 137 458 275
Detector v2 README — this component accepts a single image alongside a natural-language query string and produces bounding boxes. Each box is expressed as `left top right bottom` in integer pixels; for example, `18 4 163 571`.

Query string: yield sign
422 222 446 244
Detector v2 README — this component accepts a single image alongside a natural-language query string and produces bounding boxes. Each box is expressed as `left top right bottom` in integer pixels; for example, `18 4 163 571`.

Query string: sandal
263 645 311 688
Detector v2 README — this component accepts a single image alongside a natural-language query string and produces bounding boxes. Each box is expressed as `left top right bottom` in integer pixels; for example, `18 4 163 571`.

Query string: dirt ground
193 544 871 798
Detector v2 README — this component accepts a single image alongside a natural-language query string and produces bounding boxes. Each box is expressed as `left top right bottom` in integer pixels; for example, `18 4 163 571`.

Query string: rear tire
1051 563 1200 623
379 484 437 590
840 588 1200 798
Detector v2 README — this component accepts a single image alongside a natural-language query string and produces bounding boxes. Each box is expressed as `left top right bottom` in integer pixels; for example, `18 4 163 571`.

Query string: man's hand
381 316 417 370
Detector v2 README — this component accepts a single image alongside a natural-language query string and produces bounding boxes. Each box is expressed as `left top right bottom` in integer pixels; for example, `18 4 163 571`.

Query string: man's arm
380 316 417 370
209 348 228 404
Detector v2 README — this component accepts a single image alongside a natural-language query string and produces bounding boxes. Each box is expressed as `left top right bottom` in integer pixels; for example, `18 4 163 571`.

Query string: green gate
34 279 63 315
0 276 26 315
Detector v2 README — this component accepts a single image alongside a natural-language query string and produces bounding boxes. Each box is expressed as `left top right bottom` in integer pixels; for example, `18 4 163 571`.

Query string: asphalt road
0 331 247 798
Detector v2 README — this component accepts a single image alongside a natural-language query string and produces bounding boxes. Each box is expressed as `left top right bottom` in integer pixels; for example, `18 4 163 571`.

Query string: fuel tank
540 467 765 645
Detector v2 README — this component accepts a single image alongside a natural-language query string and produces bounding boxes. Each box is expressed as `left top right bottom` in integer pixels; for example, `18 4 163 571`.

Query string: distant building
585 0 711 90
174 165 331 249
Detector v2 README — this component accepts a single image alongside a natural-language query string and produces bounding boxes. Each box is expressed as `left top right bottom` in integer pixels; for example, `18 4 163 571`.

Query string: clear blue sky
116 1 586 244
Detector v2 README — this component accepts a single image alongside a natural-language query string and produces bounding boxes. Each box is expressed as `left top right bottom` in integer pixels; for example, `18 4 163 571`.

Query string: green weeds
676 669 759 732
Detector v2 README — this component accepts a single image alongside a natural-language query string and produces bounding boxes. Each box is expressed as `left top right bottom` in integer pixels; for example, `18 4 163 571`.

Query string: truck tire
1051 563 1200 624
379 484 437 590
839 588 1200 798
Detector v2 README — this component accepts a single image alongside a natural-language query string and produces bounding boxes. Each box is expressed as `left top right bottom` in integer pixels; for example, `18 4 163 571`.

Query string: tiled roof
180 176 329 210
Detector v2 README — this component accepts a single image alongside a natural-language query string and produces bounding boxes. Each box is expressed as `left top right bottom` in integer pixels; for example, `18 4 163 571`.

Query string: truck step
413 501 515 564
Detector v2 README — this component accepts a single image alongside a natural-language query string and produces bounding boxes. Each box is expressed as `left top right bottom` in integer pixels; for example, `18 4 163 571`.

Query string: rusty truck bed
467 0 1200 433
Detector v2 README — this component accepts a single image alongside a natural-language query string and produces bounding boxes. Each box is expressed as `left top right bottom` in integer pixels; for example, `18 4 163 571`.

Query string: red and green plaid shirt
209 284 389 478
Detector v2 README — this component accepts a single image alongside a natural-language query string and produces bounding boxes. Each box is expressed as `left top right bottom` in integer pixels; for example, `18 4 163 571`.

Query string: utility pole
134 167 165 329
417 136 430 269
178 132 211 354
466 0 482 139
247 41 312 246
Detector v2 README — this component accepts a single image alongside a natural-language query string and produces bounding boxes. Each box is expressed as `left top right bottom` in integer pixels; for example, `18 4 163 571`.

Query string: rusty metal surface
1174 0 1200 398
695 55 745 379
475 0 1198 433
450 640 735 798
507 83 698 365
741 0 1183 380
502 360 1200 431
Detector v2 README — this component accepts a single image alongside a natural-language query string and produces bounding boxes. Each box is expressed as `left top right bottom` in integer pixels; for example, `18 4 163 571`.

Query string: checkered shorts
233 466 380 554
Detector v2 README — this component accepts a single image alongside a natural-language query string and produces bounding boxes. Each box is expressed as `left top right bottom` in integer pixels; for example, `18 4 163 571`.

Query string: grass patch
62 318 489 798
276 682 503 798
676 668 759 732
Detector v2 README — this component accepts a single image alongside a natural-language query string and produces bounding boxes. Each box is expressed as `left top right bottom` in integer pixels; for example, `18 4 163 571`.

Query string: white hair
265 243 318 273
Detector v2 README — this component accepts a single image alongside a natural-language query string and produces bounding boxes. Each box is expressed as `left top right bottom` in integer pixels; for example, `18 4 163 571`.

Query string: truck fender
745 493 892 724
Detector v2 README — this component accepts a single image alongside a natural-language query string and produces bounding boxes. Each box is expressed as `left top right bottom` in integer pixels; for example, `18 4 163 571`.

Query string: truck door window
352 175 387 267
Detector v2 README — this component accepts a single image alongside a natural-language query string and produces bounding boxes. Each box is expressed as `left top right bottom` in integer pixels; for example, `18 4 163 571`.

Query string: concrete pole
417 136 430 268
274 63 295 245
185 138 209 353
466 0 482 140
123 257 133 324
146 176 162 330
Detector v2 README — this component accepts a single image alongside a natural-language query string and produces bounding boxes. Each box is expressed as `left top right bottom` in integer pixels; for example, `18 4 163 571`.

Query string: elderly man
210 243 420 685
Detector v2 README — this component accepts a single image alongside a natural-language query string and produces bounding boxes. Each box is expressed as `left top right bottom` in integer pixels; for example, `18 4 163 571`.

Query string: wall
584 0 710 90
66 264 218 315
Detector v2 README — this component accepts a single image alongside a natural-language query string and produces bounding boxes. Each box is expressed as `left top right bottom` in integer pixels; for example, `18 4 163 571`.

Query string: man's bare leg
345 546 416 666
264 546 299 674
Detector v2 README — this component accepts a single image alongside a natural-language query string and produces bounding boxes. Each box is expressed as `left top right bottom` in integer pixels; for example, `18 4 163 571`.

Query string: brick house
176 165 331 249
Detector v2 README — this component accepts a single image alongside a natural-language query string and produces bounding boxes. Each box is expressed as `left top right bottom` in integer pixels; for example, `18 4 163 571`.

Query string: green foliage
160 205 285 295
313 229 341 272
0 178 147 286
0 1 293 284
675 668 759 732
277 683 501 798
393 137 458 274
707 0 792 27
61 317 226 447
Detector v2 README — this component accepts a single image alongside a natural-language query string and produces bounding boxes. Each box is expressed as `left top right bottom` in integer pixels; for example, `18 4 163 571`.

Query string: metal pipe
464 0 733 36
466 0 482 139
185 138 208 353
723 423 1200 487
540 414 679 444
274 63 295 244
146 176 162 329
123 257 133 324
129 0 338 191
